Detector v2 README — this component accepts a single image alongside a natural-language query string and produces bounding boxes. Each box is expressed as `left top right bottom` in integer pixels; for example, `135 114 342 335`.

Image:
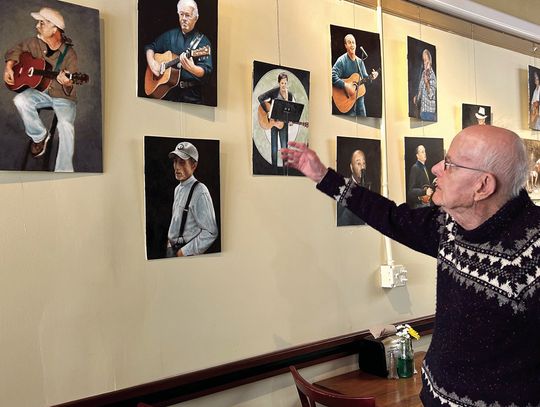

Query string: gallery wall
0 0 538 406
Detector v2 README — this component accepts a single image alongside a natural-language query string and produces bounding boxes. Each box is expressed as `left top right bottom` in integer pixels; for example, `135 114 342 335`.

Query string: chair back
289 366 376 407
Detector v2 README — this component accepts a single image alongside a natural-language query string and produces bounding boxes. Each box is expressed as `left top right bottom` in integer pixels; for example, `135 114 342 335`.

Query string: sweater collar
454 189 532 242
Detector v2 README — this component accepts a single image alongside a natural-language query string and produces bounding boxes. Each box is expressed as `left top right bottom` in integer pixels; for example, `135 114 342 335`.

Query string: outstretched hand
280 141 328 183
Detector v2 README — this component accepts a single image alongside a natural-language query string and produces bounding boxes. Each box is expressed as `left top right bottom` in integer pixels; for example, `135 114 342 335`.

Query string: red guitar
5 52 89 92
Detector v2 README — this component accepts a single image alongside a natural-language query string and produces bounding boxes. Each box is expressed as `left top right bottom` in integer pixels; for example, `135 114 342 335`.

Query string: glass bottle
397 337 414 378
387 348 398 379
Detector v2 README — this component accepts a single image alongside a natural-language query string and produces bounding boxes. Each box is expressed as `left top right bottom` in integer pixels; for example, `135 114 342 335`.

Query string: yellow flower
408 327 420 340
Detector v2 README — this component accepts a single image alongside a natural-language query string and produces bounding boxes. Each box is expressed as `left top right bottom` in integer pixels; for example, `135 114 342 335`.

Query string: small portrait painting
407 37 437 122
252 60 310 176
336 136 381 226
462 103 491 128
0 0 102 172
523 139 540 198
138 0 218 107
528 65 540 131
404 137 444 208
144 136 221 260
330 25 382 118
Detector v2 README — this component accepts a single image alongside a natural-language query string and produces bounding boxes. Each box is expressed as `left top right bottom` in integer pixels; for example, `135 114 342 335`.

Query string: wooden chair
289 366 376 407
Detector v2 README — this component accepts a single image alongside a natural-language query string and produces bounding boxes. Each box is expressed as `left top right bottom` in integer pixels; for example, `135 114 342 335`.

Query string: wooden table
313 351 425 407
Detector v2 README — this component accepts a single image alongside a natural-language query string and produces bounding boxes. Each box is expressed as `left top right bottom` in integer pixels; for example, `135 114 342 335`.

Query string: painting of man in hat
0 0 102 172
144 136 221 260
462 103 491 129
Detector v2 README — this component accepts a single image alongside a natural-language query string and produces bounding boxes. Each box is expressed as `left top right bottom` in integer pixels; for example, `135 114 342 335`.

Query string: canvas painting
462 103 491 128
144 136 221 260
523 139 540 199
404 137 444 208
407 37 437 122
528 65 540 131
138 0 218 107
330 25 382 118
252 60 310 176
336 136 381 226
0 0 102 172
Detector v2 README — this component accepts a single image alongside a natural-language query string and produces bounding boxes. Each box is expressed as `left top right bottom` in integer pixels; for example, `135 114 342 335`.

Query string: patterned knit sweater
317 169 540 407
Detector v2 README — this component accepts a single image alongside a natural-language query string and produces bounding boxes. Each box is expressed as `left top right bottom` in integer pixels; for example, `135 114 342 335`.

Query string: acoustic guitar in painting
332 69 380 113
257 102 309 130
5 52 89 92
144 46 210 99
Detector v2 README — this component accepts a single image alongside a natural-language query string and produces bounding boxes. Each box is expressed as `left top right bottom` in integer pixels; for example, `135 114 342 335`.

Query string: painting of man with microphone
330 25 382 117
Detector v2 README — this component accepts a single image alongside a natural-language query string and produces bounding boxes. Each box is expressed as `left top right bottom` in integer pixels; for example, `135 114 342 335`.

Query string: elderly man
281 125 539 406
413 49 437 121
145 0 212 104
4 7 79 172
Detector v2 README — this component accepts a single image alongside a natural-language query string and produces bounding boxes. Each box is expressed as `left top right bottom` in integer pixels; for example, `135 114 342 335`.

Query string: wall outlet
380 264 408 288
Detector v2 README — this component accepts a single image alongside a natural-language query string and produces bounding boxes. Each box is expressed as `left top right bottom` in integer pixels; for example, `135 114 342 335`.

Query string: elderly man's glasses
443 156 486 173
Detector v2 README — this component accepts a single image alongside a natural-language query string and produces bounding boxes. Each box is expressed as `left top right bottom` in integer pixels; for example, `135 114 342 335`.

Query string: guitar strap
177 180 200 244
355 58 364 80
54 44 71 71
189 33 204 52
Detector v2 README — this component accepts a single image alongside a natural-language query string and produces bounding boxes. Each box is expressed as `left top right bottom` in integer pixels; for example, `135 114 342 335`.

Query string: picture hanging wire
417 3 426 137
276 0 282 67
377 0 395 268
472 25 478 105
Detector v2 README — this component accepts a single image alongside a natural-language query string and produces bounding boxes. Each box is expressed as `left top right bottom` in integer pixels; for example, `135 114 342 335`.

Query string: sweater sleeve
317 168 442 258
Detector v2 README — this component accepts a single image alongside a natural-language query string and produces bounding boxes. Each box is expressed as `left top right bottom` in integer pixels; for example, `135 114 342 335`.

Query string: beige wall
0 0 538 406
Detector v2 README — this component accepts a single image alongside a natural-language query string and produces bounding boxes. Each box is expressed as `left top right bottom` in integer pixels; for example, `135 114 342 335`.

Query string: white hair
481 130 528 199
177 0 199 18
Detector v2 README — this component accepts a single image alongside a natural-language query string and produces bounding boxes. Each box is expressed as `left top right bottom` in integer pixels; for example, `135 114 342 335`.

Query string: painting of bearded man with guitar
144 0 213 105
3 6 87 172
331 30 380 117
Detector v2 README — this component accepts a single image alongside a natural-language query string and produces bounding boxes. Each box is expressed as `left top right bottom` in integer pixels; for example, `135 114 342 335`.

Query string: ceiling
406 0 540 43
470 0 540 26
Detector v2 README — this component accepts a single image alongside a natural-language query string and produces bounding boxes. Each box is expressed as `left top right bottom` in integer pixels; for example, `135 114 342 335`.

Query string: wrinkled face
350 151 366 179
178 5 198 34
416 145 426 163
430 134 484 214
344 35 356 56
173 157 197 181
279 78 288 93
36 19 57 39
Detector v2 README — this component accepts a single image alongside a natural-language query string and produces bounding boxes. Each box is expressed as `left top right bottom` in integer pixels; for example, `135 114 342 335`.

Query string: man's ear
474 172 496 202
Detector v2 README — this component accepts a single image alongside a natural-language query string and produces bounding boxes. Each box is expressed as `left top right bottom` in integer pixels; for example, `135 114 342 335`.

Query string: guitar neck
33 69 61 79
163 58 180 70
33 69 76 81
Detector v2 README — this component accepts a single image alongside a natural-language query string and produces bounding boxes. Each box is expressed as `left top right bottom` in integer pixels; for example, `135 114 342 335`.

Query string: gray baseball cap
31 7 65 30
168 141 199 162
